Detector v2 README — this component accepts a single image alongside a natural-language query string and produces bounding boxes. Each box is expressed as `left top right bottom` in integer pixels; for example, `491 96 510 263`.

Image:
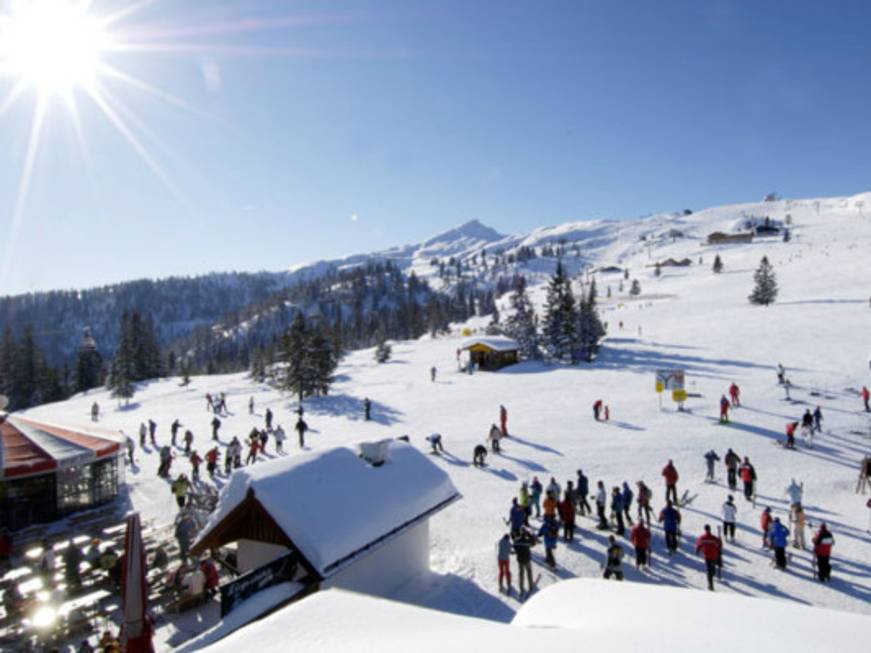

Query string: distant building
461 336 520 370
706 232 754 245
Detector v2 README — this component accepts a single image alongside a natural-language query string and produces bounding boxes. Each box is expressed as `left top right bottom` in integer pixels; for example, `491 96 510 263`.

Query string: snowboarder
148 419 157 447
603 535 625 580
593 399 603 421
91 402 100 422
760 506 773 548
363 397 372 421
497 534 513 593
595 481 608 530
636 480 653 525
538 516 559 569
767 517 790 569
183 429 194 455
659 501 681 554
812 406 823 434
430 366 437 382
812 523 834 582
862 385 870 412
530 476 543 518
662 459 679 505
704 449 720 482
724 448 740 490
790 503 806 550
575 470 590 516
248 396 255 415
265 407 274 431
499 404 508 437
719 395 730 424
630 520 651 569
488 424 502 453
274 425 286 453
512 529 537 595
295 417 308 448
722 495 738 542
695 524 722 590
473 444 488 467
171 419 181 447
728 383 740 407
621 481 634 526
211 416 221 441
426 433 444 454
559 490 576 541
785 421 798 449
739 457 756 502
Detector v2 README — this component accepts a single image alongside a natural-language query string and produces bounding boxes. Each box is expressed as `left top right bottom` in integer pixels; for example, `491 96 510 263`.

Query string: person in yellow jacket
172 474 190 509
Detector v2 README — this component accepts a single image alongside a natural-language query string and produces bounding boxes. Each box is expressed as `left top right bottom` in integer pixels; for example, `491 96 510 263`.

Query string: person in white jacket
721 495 738 542
786 479 804 507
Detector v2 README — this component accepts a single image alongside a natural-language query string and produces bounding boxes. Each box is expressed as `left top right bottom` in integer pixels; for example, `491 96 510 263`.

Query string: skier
259 429 269 453
722 495 738 542
695 525 722 591
139 422 147 448
426 433 445 454
248 396 255 415
488 424 502 453
519 482 531 525
862 385 870 412
785 478 803 508
724 448 741 490
171 419 181 447
767 517 790 569
430 366 437 382
800 409 813 442
812 523 834 582
719 395 730 424
575 470 590 516
602 535 625 580
512 529 537 596
148 419 157 447
559 490 576 541
205 393 213 412
274 425 287 453
538 516 559 569
859 456 871 494
636 480 653 525
205 447 219 478
245 438 259 465
785 421 798 449
662 459 679 505
473 444 488 467
509 498 525 537
530 476 543 518
658 501 681 554
125 435 135 465
621 481 634 526
611 487 625 535
265 407 274 431
812 406 823 434
211 416 221 441
739 457 756 501
189 451 202 482
593 399 603 421
543 488 558 520
776 363 785 385
91 402 100 422
704 449 720 482
728 383 740 407
499 404 508 437
183 429 194 455
295 416 308 448
362 397 372 422
790 503 806 550
595 481 608 529
760 506 773 548
223 441 234 474
630 520 651 569
497 534 512 593
546 476 561 500
171 474 190 509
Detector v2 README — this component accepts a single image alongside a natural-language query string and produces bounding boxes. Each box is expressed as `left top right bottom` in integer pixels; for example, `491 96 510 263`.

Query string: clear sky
1 0 870 294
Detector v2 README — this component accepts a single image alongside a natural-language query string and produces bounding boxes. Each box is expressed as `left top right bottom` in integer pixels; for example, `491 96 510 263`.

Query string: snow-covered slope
19 190 871 650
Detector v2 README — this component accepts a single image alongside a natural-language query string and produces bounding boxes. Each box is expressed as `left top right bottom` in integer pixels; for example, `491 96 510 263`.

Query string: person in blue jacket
659 500 682 554
538 516 559 569
767 517 790 569
621 481 634 526
576 470 591 515
530 477 543 519
509 498 526 536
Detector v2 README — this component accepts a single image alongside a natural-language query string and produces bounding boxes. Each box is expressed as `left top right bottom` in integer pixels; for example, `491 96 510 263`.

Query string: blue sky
1 0 870 293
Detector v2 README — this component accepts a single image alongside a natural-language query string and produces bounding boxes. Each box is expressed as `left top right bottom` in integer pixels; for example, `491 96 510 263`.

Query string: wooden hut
461 337 520 371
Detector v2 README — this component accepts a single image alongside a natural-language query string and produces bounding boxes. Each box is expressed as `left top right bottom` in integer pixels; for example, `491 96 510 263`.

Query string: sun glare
0 0 109 94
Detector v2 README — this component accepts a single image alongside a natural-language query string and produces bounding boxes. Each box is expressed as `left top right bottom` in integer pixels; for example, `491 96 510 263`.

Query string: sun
0 0 110 95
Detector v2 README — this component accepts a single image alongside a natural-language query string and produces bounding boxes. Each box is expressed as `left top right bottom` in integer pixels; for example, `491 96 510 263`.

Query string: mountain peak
422 220 506 249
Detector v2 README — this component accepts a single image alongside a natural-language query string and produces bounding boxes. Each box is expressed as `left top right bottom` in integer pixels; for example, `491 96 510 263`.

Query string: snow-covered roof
199 582 871 653
194 441 460 577
461 336 519 352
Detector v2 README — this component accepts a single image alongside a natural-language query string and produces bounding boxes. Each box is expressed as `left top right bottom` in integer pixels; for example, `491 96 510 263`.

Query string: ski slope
22 192 871 648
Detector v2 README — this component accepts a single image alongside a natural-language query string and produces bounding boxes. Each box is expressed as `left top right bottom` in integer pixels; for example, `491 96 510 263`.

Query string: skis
678 490 698 508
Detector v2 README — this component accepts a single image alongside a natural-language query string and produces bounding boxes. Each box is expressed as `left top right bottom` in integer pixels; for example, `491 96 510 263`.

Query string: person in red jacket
785 421 798 449
630 521 651 569
812 523 835 582
760 506 773 548
558 492 576 542
729 383 740 407
695 524 722 590
739 457 756 501
200 557 220 598
662 460 679 505
719 395 730 423
863 385 870 412
205 447 219 478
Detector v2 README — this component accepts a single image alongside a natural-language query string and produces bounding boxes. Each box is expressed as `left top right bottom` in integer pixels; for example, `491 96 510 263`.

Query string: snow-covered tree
375 339 392 363
503 276 540 359
542 261 578 362
712 254 723 273
749 256 778 305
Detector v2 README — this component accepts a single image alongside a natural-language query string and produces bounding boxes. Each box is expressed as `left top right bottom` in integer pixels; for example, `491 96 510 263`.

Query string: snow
17 190 871 649
461 336 519 352
197 584 871 653
195 442 460 577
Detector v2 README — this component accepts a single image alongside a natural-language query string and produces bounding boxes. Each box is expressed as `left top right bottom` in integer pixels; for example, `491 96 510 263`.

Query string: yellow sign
672 389 687 402
655 381 664 393
461 327 473 336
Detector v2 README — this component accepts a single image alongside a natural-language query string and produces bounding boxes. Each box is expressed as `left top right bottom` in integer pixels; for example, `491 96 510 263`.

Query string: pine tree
712 254 723 273
504 276 540 359
107 312 137 402
0 326 14 400
375 339 392 363
577 286 606 362
629 279 641 296
11 326 40 409
281 314 311 402
749 256 778 305
542 261 578 362
107 360 135 405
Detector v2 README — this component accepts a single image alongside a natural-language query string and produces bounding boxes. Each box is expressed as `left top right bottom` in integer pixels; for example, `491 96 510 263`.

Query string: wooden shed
461 337 520 371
